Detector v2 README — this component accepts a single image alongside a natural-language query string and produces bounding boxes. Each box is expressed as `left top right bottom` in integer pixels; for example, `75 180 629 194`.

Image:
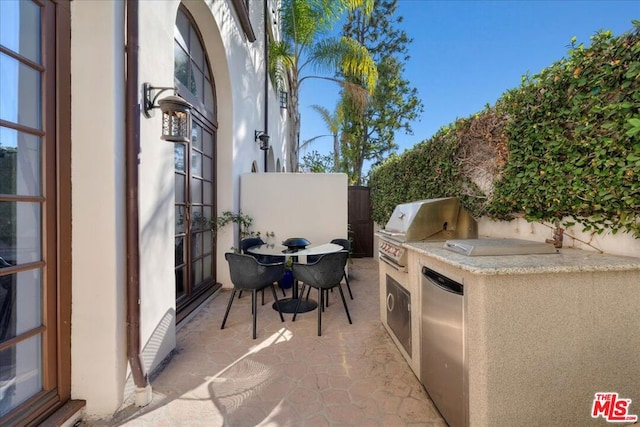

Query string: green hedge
370 23 640 237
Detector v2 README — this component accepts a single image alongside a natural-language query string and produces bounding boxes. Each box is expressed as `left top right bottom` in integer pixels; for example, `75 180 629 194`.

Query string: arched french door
173 6 218 323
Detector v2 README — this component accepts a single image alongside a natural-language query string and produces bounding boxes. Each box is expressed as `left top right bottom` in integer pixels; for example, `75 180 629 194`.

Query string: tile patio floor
84 258 447 426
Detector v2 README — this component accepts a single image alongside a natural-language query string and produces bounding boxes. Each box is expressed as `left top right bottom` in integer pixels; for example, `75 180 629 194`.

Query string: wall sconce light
142 82 192 143
255 130 270 150
279 90 288 109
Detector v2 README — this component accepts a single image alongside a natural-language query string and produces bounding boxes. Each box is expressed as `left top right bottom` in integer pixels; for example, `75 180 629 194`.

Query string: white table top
247 242 343 257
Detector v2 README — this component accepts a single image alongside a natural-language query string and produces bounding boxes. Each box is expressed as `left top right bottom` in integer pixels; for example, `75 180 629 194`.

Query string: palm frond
340 80 369 112
306 37 346 73
339 37 378 92
299 133 332 150
310 104 342 134
314 0 373 16
270 41 296 91
282 0 333 46
310 104 332 126
341 0 374 15
307 36 377 93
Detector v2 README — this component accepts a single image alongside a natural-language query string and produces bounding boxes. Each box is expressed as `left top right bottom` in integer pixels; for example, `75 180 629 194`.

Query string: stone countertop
405 240 640 275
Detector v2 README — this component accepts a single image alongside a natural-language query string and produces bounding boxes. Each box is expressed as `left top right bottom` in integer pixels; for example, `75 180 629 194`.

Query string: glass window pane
191 64 203 102
203 207 212 228
192 232 202 258
0 333 42 417
0 202 41 265
175 237 184 267
203 182 212 206
203 255 212 281
174 42 189 89
175 267 185 298
187 61 200 99
190 27 204 70
202 129 213 157
0 127 41 196
190 178 202 204
203 232 212 255
190 206 202 231
174 9 189 51
0 0 41 64
192 258 202 285
202 156 212 181
174 174 185 202
174 144 185 172
0 268 42 340
191 124 201 151
204 79 214 113
175 206 185 234
191 152 202 176
0 53 41 130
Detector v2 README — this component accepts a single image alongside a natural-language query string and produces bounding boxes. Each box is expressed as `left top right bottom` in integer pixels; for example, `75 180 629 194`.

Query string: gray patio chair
328 238 353 299
305 238 354 306
221 253 286 339
240 237 265 255
292 251 351 336
239 237 286 303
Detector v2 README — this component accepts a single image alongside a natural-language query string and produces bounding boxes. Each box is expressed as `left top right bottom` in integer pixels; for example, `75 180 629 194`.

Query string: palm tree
270 0 378 172
305 103 343 171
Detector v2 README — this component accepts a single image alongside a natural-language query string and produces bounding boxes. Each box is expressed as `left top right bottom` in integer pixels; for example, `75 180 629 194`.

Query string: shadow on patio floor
84 258 446 427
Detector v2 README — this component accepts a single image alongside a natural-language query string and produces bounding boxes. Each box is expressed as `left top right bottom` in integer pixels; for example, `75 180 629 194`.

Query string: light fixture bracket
143 83 177 118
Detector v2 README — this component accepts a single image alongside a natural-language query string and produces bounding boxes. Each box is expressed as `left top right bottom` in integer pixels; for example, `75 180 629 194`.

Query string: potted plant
278 257 294 289
211 210 254 252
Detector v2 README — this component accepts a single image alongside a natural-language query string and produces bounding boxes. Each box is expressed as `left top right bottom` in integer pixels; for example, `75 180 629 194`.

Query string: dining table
247 242 343 313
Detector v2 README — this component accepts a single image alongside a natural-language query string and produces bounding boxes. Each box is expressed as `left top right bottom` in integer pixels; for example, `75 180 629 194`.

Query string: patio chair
221 252 286 339
328 238 353 299
292 251 351 336
240 237 265 255
305 238 354 306
239 237 286 302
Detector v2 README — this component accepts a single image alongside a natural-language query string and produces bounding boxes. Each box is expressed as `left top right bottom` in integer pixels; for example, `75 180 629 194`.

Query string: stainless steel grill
378 197 478 269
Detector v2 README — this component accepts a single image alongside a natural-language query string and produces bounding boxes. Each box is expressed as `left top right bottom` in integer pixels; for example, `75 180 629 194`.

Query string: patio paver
82 258 446 426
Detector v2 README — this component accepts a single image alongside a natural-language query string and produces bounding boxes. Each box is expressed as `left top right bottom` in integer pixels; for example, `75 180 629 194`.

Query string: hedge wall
370 23 640 238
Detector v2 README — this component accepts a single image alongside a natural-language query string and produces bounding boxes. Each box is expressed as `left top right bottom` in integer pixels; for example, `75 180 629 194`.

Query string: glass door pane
174 141 188 301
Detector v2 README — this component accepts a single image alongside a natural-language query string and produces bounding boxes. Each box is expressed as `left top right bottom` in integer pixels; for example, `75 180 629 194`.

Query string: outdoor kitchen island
384 240 640 427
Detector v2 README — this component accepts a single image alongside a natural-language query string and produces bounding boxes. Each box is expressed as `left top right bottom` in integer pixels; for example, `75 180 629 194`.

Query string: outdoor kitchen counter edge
404 241 640 275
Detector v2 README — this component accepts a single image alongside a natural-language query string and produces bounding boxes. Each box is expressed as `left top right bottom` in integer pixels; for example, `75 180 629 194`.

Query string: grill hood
381 197 478 242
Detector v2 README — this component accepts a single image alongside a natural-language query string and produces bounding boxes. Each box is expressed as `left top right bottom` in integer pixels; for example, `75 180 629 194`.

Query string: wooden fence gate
348 186 373 258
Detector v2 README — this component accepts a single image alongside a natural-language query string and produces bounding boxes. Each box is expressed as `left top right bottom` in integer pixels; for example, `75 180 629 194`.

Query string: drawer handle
386 293 395 311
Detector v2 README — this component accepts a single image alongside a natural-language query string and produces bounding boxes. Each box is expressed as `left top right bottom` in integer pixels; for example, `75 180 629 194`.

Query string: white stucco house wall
70 0 293 418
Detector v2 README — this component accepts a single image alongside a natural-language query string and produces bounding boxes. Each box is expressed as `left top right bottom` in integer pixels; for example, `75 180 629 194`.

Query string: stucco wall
135 0 179 404
71 0 290 417
478 216 640 258
71 0 128 416
236 173 349 289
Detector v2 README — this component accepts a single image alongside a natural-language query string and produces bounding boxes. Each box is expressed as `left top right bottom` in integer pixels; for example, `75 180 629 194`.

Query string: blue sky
298 0 639 166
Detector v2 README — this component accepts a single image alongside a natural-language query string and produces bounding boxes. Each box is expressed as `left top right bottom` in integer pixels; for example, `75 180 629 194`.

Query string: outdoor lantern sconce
142 82 192 143
279 90 288 109
255 130 270 150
